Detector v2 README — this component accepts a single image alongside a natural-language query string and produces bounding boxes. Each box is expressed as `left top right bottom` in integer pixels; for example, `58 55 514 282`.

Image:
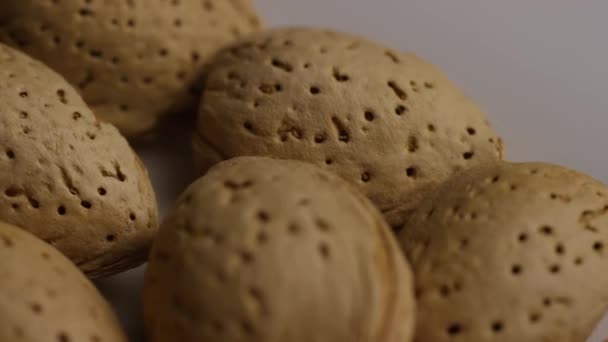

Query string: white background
95 1 608 341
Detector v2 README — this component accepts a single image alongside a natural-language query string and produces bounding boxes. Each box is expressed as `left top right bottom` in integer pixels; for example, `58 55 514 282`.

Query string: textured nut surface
398 162 608 341
144 157 415 342
0 43 159 278
0 221 126 342
194 27 503 228
0 0 261 138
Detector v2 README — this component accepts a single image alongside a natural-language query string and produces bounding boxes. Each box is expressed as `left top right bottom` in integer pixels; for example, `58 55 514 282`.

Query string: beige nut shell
0 221 126 342
0 43 159 278
194 27 503 228
144 156 415 342
0 0 262 138
398 162 608 341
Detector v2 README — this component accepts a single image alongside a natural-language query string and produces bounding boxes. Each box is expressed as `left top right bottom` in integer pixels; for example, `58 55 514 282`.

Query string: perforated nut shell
398 162 608 342
194 27 503 228
0 43 159 278
0 0 262 138
0 221 126 342
144 156 415 342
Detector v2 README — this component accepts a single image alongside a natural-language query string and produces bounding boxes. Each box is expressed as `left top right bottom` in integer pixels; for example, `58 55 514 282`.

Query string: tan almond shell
144 156 415 342
0 0 262 138
0 43 159 278
398 162 608 341
194 27 503 228
0 221 126 342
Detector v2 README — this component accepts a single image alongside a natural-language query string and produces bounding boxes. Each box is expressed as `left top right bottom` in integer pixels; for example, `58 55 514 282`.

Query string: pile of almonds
0 1 604 342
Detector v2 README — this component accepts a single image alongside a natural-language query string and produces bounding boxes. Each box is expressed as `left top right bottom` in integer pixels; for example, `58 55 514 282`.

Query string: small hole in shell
406 167 417 178
257 211 270 223
361 172 371 183
319 243 330 260
518 233 528 242
57 332 70 342
511 264 522 275
491 321 504 333
593 241 604 252
395 105 407 115
314 133 326 143
364 111 375 121
539 226 553 235
529 313 541 323
447 323 462 335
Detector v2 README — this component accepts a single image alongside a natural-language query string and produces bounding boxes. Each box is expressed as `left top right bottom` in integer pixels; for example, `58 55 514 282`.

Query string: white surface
95 1 608 341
